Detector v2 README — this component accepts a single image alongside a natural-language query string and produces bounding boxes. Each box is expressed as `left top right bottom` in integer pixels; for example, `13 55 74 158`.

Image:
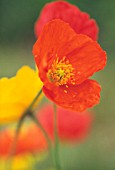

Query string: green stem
30 113 52 154
53 104 61 170
8 88 54 169
26 88 42 112
8 89 43 158
6 111 29 170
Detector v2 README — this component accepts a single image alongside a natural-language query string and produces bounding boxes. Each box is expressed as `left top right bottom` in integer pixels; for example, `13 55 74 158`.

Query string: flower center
47 56 75 86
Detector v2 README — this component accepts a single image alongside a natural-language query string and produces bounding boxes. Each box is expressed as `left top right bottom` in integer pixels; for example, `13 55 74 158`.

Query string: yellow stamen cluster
47 55 75 86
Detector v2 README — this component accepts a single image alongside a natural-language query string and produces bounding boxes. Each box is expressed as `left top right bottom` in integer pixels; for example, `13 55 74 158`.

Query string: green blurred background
0 0 115 170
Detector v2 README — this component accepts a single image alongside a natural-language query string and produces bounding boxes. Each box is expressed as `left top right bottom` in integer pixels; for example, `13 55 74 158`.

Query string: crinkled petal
33 19 76 66
64 34 107 84
35 1 98 40
43 79 101 112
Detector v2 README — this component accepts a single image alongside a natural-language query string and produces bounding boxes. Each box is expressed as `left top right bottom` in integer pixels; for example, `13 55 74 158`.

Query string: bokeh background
0 0 115 170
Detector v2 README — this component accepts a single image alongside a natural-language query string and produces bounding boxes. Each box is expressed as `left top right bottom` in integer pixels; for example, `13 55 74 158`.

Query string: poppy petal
33 19 76 66
64 34 106 84
34 1 98 40
43 79 101 112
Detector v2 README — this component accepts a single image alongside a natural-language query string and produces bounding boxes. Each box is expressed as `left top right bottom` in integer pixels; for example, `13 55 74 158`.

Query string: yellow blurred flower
0 66 43 124
0 153 46 170
0 154 35 170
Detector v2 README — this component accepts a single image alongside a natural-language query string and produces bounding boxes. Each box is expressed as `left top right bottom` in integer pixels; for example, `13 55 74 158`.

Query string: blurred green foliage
0 0 115 170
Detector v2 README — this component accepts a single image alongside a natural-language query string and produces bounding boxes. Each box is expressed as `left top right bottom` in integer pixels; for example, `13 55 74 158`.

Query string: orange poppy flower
35 1 98 40
33 19 107 112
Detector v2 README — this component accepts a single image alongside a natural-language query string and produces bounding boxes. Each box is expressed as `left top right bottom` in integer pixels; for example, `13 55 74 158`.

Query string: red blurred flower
33 19 107 112
38 105 93 142
0 105 92 157
35 1 98 40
